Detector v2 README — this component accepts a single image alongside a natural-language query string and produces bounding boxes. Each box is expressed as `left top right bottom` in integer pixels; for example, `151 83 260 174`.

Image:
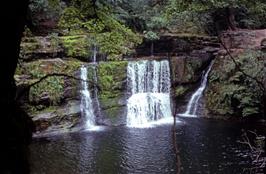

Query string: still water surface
29 118 264 174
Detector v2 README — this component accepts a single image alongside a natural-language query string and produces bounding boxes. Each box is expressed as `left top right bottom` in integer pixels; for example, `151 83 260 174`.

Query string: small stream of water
80 66 96 129
179 61 214 117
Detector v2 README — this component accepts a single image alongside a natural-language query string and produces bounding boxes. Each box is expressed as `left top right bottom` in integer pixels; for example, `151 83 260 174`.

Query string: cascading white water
126 60 172 127
92 45 97 63
80 66 96 128
179 61 214 117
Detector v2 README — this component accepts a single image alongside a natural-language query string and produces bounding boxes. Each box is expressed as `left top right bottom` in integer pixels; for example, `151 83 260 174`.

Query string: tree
28 0 64 34
164 0 266 32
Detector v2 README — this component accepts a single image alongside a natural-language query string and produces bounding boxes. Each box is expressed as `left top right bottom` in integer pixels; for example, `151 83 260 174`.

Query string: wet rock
32 100 81 136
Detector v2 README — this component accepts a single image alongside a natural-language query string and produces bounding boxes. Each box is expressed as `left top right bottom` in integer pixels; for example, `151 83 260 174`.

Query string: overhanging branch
16 73 101 101
218 37 265 93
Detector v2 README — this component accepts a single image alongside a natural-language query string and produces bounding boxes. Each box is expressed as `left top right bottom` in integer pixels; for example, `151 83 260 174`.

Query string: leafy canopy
58 0 142 60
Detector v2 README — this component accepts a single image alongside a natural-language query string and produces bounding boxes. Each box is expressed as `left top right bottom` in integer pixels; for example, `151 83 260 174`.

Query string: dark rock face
170 55 213 85
135 35 220 57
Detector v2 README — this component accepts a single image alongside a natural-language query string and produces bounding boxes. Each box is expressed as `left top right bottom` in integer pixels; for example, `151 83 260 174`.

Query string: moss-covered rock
61 35 91 59
20 35 93 61
20 36 64 60
16 58 82 106
15 58 84 134
175 86 189 97
171 55 212 85
32 100 81 136
97 61 128 124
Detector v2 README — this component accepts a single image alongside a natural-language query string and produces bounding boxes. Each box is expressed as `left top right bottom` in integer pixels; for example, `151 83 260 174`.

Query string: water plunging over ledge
126 60 172 127
92 45 97 63
80 66 96 129
179 61 214 117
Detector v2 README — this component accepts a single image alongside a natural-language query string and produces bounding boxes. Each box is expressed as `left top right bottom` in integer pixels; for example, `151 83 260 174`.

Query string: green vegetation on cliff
15 59 82 108
206 50 265 117
97 61 127 119
98 61 127 99
61 35 90 59
58 1 142 60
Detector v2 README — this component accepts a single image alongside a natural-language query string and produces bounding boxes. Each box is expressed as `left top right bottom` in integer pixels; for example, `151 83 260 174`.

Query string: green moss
100 94 124 109
20 42 39 57
98 61 127 99
16 59 82 78
175 86 189 97
96 61 128 120
61 35 91 58
15 59 83 106
29 76 64 105
103 106 122 122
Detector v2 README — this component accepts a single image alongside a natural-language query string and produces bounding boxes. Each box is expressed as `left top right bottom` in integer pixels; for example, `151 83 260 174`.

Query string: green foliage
207 50 265 117
98 61 127 99
61 35 91 58
58 1 142 60
245 1 266 28
49 33 61 54
92 12 142 60
23 26 34 37
15 59 83 106
58 7 84 30
29 0 63 27
96 61 128 120
162 0 266 33
175 86 188 97
29 76 64 105
144 31 159 41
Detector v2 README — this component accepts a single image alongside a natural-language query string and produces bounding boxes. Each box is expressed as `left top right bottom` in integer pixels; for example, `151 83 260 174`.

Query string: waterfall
179 61 214 117
80 66 96 129
126 60 172 127
92 45 97 63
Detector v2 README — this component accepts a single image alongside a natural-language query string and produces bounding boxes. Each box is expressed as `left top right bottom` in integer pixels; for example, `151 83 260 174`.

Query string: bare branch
247 130 258 137
237 140 254 151
218 37 265 93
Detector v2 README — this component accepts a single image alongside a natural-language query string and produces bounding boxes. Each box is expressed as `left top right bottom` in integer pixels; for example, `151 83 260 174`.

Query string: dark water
29 118 265 174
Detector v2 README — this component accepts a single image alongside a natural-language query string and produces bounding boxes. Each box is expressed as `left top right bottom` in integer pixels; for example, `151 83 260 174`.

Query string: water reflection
124 127 177 173
28 118 265 174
